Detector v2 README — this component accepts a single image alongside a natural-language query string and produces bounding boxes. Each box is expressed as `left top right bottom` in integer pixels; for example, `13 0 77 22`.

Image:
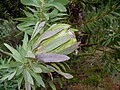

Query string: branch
79 4 118 25
79 43 97 47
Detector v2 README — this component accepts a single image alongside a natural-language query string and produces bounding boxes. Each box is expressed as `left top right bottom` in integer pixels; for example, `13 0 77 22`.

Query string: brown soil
68 78 120 90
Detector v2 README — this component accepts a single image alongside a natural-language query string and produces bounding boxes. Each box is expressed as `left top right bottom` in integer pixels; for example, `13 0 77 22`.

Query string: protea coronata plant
1 21 80 90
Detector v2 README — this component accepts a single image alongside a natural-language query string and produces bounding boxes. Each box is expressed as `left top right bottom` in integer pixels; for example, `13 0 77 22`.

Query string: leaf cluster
16 0 69 35
0 20 78 90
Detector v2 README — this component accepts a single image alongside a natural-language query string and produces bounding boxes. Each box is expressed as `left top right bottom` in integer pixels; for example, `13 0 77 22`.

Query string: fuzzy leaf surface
36 53 70 63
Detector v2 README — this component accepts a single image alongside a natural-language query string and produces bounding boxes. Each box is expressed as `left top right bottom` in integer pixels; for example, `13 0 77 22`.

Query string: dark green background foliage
0 19 22 51
0 0 24 48
0 19 17 43
0 0 24 19
68 0 120 81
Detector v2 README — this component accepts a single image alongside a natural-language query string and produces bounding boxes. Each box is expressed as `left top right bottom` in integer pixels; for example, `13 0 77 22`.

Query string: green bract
34 24 77 54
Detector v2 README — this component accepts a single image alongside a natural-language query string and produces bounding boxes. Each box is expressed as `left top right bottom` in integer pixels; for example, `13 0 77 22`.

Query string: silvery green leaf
24 69 34 85
16 65 24 76
18 76 23 90
50 17 66 22
22 33 28 50
25 27 34 35
38 65 54 73
32 66 42 73
26 7 38 18
4 43 23 62
21 0 41 7
47 24 57 31
23 10 33 17
49 73 53 81
28 68 45 87
46 2 67 12
15 17 35 21
24 69 31 90
8 70 17 80
31 21 46 40
27 70 34 85
47 65 73 79
36 53 70 62
43 13 49 21
25 50 35 58
54 0 69 5
27 7 37 14
56 13 68 17
32 27 64 49
49 9 58 19
0 62 22 69
38 35 73 52
47 24 70 31
17 20 37 29
31 64 42 73
58 71 73 79
58 42 80 55
0 73 11 81
68 29 74 37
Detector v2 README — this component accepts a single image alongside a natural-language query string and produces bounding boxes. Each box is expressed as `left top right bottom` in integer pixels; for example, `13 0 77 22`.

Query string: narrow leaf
23 10 33 17
46 2 67 12
28 68 45 87
57 13 68 17
18 76 23 90
111 11 120 17
33 27 64 49
4 43 23 62
8 70 17 80
26 70 34 85
21 0 41 7
51 63 61 71
49 81 56 90
43 13 49 21
57 63 66 71
50 17 66 22
36 53 70 63
31 21 46 40
0 73 11 81
39 65 53 73
58 42 80 55
22 32 28 50
47 65 73 79
54 0 69 5
17 20 37 29
24 69 31 90
15 17 35 21
27 7 37 14
38 35 73 52
49 9 58 19
31 64 42 73
0 62 22 69
25 50 35 59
